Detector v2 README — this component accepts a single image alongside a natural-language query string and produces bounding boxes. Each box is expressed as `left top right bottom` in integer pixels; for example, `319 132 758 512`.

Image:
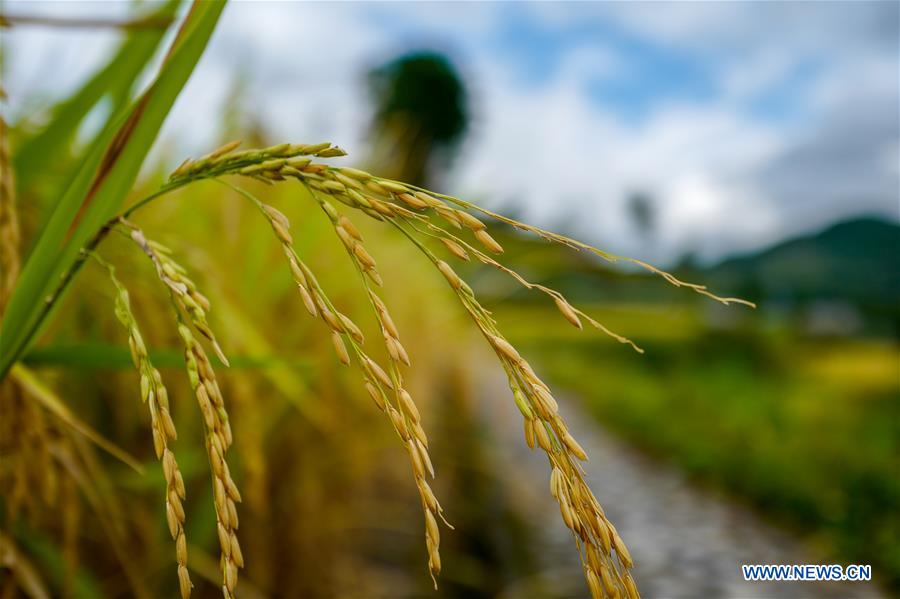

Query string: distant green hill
703 217 899 332
486 215 899 333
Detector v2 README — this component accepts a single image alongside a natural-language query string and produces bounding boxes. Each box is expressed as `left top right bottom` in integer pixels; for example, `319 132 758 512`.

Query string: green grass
502 304 900 590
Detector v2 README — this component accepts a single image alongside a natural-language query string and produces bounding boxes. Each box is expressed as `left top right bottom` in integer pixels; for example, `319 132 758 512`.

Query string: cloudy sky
4 1 899 264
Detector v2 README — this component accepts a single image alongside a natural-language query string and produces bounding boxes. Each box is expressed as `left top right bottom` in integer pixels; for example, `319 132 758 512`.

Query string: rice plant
0 3 752 597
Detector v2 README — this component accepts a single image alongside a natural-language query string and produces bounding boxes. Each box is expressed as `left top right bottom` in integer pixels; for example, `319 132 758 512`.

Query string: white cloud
3 1 897 264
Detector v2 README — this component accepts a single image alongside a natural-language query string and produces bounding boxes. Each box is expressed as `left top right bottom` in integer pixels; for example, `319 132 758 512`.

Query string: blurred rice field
499 303 900 590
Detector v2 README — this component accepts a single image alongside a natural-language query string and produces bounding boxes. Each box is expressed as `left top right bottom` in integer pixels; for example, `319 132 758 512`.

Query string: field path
474 374 884 599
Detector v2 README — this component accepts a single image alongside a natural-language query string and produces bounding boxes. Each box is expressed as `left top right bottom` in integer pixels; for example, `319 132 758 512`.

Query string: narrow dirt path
474 374 884 599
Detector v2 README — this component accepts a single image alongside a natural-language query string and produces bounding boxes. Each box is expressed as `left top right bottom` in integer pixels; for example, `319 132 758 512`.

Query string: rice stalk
8 364 143 473
61 475 80 597
222 180 448 584
0 531 51 599
0 87 20 316
169 143 639 591
177 322 243 599
404 216 643 352
115 221 241 598
51 434 151 599
6 364 151 598
5 360 149 596
0 379 57 521
90 252 193 599
121 218 229 366
162 141 749 346
308 191 448 584
388 222 639 598
1 192 54 527
405 186 756 308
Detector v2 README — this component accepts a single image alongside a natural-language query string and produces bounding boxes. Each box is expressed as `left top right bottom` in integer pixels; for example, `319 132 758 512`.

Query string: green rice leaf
0 0 226 378
13 0 180 194
11 364 143 473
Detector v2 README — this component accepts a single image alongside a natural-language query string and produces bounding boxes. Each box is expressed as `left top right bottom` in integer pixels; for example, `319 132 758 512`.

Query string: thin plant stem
1 180 193 378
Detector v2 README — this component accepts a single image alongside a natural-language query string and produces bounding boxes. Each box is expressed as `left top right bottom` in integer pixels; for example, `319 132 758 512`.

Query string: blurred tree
367 51 468 186
626 191 656 241
365 52 542 596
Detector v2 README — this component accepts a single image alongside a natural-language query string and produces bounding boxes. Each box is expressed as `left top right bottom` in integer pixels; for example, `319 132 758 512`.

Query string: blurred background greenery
2 2 898 598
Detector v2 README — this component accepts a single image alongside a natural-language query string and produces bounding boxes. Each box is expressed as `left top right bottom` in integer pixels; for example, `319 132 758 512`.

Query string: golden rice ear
365 215 640 597
405 218 643 352
123 220 230 367
300 191 450 584
177 324 241 599
96 256 192 598
237 185 449 584
120 221 244 599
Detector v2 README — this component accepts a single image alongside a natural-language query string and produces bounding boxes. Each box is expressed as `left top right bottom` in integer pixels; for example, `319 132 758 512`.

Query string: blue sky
4 1 899 263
